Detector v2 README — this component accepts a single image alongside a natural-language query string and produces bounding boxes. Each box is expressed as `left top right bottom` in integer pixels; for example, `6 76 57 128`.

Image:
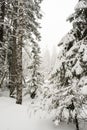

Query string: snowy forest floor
0 90 87 130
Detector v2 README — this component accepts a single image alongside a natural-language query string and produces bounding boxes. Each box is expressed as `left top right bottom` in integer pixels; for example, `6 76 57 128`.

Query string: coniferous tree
0 0 43 104
45 1 87 129
8 0 42 103
28 42 43 98
22 0 43 99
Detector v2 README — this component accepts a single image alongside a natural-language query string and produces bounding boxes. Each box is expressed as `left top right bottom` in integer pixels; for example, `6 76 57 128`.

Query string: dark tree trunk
16 34 22 104
8 0 23 104
16 0 23 104
0 0 5 83
9 32 17 97
8 2 18 97
0 0 5 44
75 114 79 130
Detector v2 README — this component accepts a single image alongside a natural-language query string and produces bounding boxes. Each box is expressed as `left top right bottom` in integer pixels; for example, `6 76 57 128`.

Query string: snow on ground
0 91 86 130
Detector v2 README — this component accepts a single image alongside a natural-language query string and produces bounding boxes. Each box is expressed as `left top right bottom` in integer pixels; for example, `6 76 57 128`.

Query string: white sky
40 0 78 55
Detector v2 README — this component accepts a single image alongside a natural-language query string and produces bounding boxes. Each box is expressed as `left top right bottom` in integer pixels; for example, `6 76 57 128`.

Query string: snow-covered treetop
58 30 75 46
67 0 87 23
75 0 87 11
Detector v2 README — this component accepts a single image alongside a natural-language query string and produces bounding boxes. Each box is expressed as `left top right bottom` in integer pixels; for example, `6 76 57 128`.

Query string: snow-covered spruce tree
5 0 43 103
0 0 15 89
27 42 43 99
1 0 23 103
47 0 87 129
21 0 43 99
14 0 43 103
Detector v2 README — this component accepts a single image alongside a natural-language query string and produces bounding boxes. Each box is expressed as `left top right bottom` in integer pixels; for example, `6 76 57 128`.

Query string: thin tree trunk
16 36 22 104
75 114 79 130
0 0 5 86
0 0 5 44
0 71 6 87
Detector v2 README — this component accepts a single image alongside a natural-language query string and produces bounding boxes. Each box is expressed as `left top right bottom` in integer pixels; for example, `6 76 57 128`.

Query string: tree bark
0 0 5 44
16 35 22 104
16 0 23 104
75 114 79 130
8 2 18 97
0 0 5 84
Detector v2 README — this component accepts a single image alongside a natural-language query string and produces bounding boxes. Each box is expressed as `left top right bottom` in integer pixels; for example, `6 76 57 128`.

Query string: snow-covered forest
0 0 87 130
